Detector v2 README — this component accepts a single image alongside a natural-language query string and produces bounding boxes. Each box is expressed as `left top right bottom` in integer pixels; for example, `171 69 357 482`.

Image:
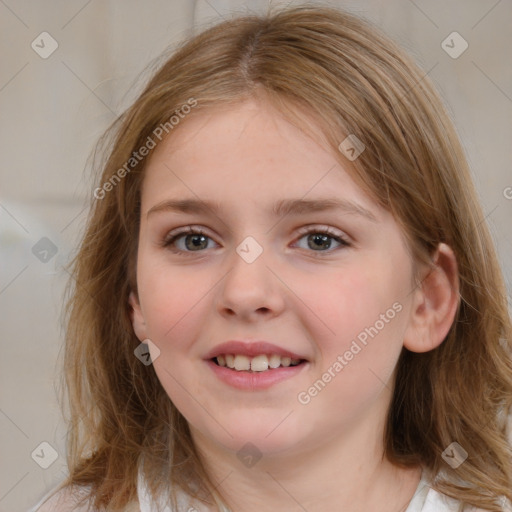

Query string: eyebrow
147 197 378 223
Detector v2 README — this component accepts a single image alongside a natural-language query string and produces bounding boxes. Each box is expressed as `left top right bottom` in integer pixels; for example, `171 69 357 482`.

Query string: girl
32 4 511 512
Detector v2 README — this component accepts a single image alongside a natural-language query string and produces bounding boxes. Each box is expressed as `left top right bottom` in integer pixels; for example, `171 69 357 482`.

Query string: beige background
0 0 511 510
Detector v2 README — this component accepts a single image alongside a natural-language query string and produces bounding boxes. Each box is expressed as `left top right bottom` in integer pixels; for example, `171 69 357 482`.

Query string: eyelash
162 225 351 256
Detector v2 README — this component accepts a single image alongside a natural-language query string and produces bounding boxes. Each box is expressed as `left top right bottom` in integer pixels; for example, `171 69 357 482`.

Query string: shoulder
31 485 141 512
29 486 88 512
29 485 96 512
30 485 142 512
420 481 510 512
408 470 496 512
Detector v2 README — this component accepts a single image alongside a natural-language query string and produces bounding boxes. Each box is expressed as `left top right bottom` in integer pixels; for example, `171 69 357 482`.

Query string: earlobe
128 291 148 341
403 243 460 353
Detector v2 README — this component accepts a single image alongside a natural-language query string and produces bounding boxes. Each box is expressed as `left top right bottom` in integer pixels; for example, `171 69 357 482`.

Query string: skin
130 97 459 511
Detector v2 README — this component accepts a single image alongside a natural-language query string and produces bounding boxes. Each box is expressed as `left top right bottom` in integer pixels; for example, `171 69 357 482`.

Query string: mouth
205 341 309 390
212 353 306 372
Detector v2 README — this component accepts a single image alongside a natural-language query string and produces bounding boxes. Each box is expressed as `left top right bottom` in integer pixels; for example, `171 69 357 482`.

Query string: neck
191 407 422 512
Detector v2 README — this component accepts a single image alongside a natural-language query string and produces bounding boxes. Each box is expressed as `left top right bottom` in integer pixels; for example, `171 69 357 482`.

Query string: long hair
57 4 511 511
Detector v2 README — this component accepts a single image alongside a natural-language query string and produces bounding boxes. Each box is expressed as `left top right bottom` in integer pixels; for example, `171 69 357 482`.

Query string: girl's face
130 98 419 458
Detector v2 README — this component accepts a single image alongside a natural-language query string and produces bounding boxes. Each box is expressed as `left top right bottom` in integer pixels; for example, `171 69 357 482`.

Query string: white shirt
30 469 498 511
136 470 480 512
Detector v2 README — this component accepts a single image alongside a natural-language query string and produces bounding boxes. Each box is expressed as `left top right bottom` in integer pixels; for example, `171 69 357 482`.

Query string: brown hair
56 4 511 511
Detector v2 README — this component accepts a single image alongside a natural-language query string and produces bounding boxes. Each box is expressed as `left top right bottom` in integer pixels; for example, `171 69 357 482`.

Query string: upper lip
205 341 307 361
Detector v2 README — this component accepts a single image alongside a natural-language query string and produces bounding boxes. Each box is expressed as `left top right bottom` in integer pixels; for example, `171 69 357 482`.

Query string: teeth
281 357 291 367
268 354 281 368
216 354 303 371
250 355 268 372
234 354 250 371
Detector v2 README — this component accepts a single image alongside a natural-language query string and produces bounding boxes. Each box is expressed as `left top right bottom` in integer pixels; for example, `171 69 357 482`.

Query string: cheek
293 260 407 346
138 263 212 420
294 261 408 402
136 258 211 356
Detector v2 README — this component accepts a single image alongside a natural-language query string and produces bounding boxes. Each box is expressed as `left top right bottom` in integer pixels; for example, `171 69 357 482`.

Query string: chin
197 413 307 457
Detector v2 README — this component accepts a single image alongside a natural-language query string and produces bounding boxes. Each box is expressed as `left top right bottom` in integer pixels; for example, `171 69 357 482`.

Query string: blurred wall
1 1 511 510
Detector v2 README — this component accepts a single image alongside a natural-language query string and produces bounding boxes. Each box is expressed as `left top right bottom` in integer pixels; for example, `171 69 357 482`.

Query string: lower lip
206 360 308 390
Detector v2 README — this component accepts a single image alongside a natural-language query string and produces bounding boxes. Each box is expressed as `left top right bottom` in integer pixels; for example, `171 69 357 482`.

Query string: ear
128 291 148 341
403 243 460 353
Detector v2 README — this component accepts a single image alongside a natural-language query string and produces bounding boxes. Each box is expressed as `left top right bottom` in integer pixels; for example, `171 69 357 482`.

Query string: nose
216 244 286 322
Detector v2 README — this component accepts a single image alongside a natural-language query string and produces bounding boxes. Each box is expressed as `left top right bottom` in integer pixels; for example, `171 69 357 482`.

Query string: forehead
141 98 380 218
150 98 330 169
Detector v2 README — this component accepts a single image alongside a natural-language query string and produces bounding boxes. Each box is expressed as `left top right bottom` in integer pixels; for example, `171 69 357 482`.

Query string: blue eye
294 227 350 252
163 228 217 253
163 226 350 255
